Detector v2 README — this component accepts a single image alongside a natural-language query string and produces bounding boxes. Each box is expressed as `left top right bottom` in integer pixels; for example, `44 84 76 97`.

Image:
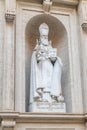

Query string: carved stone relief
5 10 16 22
29 22 66 112
43 0 53 13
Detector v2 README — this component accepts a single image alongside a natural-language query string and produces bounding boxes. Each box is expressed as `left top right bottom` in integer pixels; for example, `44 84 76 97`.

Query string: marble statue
29 23 64 107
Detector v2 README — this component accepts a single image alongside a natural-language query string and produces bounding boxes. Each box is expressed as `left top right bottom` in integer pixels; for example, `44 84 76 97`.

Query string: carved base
29 102 66 112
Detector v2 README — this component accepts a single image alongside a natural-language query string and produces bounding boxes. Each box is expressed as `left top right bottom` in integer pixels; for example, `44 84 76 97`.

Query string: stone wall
0 0 5 110
0 0 87 130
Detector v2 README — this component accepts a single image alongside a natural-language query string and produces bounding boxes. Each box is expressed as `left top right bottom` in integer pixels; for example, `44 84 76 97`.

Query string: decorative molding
81 1 87 22
0 113 85 123
5 10 16 22
53 0 78 6
79 0 87 31
43 0 53 13
19 0 78 6
1 119 16 128
26 128 75 130
81 23 87 31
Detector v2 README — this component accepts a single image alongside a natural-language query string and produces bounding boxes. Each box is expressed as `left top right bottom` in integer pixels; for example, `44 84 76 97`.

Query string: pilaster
78 0 87 113
2 0 16 111
78 0 87 31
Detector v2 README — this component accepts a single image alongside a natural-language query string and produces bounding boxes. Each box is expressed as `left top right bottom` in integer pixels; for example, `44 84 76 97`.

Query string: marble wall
0 0 4 111
15 1 83 113
0 0 87 130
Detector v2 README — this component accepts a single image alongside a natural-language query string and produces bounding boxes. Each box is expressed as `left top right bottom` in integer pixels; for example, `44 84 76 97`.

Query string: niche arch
25 14 71 112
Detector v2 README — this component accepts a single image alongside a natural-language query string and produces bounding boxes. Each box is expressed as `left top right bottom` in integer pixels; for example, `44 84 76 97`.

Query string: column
2 0 16 111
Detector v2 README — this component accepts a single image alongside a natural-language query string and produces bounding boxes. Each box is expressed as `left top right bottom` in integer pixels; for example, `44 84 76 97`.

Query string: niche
25 14 71 112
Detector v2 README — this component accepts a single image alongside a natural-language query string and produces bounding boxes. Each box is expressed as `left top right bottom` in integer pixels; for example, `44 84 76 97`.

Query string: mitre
39 23 49 36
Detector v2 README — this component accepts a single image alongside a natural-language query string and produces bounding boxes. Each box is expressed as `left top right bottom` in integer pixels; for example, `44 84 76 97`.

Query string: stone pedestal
29 102 66 112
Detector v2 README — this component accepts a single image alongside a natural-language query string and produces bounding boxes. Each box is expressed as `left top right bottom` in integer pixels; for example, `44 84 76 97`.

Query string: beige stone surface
0 0 87 130
78 0 87 113
2 0 16 111
0 112 86 130
0 0 5 111
15 1 83 113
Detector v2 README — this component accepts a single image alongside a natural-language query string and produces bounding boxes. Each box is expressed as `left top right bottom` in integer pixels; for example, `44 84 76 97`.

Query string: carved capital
43 0 53 13
5 10 16 22
81 22 87 31
1 119 16 128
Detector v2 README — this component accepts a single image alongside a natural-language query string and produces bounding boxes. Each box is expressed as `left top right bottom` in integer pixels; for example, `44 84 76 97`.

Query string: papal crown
39 23 49 36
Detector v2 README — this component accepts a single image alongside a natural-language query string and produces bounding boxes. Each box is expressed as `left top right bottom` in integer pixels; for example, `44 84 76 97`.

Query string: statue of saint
30 23 64 105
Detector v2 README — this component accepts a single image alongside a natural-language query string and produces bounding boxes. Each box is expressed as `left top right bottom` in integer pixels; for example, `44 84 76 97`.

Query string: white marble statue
30 23 64 106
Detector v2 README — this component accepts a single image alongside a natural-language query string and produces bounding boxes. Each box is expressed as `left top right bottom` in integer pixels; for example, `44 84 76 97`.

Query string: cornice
53 0 79 6
17 0 79 6
17 113 85 123
0 112 86 124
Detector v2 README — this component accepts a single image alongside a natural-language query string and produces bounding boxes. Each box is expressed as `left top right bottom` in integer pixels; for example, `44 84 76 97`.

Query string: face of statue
39 23 49 46
40 35 49 46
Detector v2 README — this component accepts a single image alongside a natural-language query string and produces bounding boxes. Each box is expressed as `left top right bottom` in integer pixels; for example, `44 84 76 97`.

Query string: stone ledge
0 112 86 123
53 0 79 6
17 0 79 6
1 120 16 128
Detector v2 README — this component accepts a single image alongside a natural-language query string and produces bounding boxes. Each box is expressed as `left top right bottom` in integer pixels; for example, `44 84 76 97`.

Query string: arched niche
25 14 71 112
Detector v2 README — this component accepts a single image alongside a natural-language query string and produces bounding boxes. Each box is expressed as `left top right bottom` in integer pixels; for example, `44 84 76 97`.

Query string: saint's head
39 23 49 36
39 23 49 46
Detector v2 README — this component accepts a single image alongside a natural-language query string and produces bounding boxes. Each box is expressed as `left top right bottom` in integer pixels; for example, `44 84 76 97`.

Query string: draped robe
30 44 63 103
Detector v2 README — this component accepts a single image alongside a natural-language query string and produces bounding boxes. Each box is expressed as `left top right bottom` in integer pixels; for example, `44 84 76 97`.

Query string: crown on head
39 23 49 36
